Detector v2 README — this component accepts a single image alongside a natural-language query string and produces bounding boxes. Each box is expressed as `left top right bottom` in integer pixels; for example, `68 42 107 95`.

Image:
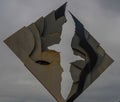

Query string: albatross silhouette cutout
4 2 113 102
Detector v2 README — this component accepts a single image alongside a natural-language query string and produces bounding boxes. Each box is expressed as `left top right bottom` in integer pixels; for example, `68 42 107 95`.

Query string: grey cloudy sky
0 0 120 102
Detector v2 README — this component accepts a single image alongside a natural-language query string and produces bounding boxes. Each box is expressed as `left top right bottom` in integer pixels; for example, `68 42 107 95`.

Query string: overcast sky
0 0 120 102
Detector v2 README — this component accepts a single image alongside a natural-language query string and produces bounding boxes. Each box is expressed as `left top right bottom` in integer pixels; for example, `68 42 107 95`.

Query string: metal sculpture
4 2 113 102
4 3 67 102
67 12 114 102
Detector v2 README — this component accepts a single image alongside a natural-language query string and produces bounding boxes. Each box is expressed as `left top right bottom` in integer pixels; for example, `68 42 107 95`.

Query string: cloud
98 0 120 13
0 97 55 102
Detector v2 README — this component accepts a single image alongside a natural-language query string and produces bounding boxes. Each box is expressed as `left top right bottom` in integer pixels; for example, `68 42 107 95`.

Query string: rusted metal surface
4 3 67 102
4 3 114 102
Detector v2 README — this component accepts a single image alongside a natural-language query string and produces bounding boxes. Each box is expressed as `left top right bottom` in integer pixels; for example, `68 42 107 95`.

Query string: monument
4 2 113 102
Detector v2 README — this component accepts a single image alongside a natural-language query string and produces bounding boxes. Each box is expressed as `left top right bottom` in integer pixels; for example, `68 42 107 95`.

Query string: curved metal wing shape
67 12 114 102
4 3 67 102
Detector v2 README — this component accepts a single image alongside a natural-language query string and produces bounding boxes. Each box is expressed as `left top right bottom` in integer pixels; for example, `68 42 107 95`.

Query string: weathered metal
67 12 114 102
4 3 114 102
4 3 67 102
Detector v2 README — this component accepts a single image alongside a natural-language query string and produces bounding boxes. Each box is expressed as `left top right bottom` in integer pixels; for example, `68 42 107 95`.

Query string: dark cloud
75 79 120 102
98 0 120 14
0 97 55 102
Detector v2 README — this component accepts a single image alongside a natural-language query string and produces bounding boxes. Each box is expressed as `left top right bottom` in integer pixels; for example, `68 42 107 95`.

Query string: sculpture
4 2 113 102
67 12 113 102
